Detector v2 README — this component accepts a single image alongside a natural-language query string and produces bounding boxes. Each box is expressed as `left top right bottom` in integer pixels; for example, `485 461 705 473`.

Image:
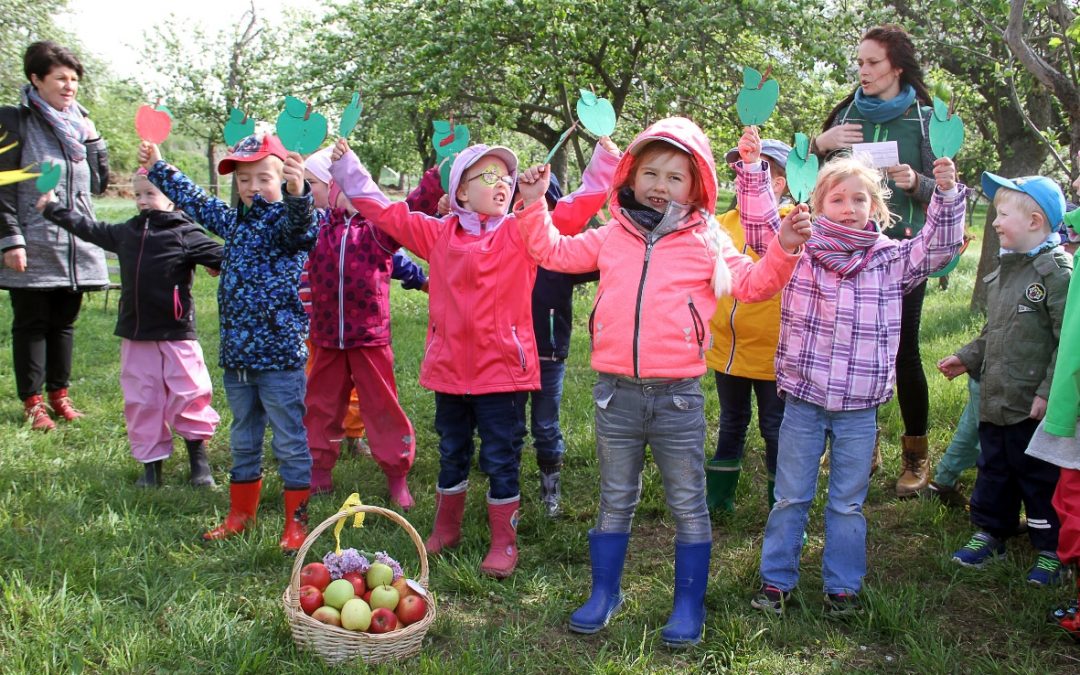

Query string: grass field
1 194 1078 673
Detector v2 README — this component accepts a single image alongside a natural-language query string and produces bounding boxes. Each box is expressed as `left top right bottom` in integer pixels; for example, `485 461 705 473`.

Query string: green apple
736 66 779 126
366 562 394 589
322 578 355 609
576 89 616 137
786 132 819 204
276 96 328 155
432 120 469 158
369 584 400 611
35 161 61 193
929 97 964 159
340 598 372 631
223 108 255 147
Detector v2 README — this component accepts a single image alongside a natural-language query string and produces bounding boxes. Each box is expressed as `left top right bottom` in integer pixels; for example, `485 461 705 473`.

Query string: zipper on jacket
511 325 527 371
337 215 351 349
173 285 183 321
632 240 656 378
688 295 705 359
548 308 556 350
588 291 604 349
133 216 150 337
724 299 738 373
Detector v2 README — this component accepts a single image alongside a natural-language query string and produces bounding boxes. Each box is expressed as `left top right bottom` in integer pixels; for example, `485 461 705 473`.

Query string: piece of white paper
851 141 899 168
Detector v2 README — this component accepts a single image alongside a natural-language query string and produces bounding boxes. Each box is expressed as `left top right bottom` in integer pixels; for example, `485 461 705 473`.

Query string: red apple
299 562 331 591
391 576 414 600
135 104 173 144
298 585 323 616
311 605 341 627
362 589 373 604
342 571 367 598
395 594 427 626
368 607 398 634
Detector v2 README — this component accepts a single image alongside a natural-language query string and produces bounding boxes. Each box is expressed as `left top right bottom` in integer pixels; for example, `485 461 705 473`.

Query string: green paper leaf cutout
432 120 469 157
793 132 811 161
438 154 457 192
786 134 819 204
736 66 779 126
1065 207 1080 230
576 88 616 137
224 108 255 147
339 92 363 138
276 97 328 154
929 99 964 159
932 96 949 122
36 161 60 193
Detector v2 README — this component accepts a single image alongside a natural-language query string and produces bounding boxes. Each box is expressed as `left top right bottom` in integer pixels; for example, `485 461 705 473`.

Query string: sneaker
751 584 791 616
1049 599 1078 624
1028 552 1066 586
824 592 861 618
951 532 1005 568
922 480 968 509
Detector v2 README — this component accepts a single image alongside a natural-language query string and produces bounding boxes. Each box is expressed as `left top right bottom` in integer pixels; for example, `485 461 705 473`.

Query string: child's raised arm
550 137 620 235
516 164 605 274
35 190 122 252
139 142 235 238
898 157 966 290
274 151 318 253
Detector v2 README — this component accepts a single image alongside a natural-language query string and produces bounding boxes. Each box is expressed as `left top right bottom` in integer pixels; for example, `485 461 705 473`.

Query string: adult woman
813 25 936 497
0 41 109 430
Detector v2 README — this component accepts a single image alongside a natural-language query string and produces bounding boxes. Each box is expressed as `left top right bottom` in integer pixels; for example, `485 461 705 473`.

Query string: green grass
1 197 1078 673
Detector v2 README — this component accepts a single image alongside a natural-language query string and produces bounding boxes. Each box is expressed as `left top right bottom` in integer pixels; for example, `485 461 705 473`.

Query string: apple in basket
323 578 355 609
311 605 342 627
340 598 373 632
395 594 427 626
366 561 394 588
342 570 367 598
299 562 331 591
369 584 400 611
368 607 399 634
391 576 415 600
298 585 323 616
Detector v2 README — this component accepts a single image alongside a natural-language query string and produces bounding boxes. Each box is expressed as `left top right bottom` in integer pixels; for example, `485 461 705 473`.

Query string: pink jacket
518 117 801 379
331 147 543 395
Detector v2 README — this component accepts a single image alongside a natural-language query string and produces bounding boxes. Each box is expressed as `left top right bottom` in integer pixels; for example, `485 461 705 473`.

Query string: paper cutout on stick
544 121 578 165
929 97 964 159
135 101 173 144
433 119 470 192
576 88 616 137
339 92 363 138
224 108 255 147
736 66 779 126
276 96 328 154
786 133 818 204
36 161 61 193
929 235 971 278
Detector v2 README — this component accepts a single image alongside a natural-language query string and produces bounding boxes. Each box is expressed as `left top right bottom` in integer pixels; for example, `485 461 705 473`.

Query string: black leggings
9 288 84 400
894 281 928 437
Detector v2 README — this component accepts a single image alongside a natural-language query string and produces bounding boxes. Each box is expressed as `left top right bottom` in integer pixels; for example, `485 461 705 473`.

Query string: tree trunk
207 138 219 197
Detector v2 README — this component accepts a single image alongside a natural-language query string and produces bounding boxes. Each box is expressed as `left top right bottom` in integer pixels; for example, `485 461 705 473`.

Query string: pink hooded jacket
518 117 801 379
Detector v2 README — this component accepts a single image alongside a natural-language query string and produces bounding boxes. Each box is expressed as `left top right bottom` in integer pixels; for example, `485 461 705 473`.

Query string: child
35 169 222 488
301 149 440 508
330 137 550 579
752 151 964 617
940 173 1071 584
517 118 809 647
705 139 794 515
138 131 318 553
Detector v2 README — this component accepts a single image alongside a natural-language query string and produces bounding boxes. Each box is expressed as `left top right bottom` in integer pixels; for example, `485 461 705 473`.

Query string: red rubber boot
203 478 262 541
279 487 310 554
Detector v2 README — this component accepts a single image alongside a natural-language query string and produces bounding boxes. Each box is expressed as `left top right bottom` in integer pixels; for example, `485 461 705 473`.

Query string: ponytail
703 210 734 297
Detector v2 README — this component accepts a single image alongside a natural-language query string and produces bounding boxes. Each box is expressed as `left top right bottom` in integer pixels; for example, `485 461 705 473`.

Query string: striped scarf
805 216 883 276
23 84 88 163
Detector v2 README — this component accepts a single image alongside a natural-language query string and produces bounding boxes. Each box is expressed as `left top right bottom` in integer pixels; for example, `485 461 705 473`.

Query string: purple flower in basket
323 548 371 580
374 551 403 581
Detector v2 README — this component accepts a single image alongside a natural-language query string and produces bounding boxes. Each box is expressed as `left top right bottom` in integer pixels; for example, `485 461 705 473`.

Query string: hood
449 144 519 236
613 117 718 215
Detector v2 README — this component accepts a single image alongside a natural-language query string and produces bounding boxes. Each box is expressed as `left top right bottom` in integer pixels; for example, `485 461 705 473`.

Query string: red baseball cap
218 133 288 175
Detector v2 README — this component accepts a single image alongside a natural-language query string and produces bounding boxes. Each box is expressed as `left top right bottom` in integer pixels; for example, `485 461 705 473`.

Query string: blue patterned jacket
148 161 317 371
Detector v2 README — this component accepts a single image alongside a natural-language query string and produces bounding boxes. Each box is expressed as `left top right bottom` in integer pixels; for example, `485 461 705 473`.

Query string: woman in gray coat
0 41 109 430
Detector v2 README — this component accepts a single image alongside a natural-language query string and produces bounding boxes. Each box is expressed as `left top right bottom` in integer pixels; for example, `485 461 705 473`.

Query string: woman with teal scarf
813 24 938 498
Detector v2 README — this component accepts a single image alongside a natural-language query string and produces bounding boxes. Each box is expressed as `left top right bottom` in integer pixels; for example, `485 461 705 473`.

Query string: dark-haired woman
812 25 936 496
0 41 109 430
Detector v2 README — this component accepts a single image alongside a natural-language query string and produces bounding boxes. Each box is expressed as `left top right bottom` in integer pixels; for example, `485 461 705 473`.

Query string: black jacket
532 267 599 360
41 203 223 341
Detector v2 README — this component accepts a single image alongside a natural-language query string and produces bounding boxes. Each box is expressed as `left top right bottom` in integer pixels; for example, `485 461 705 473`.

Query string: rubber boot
569 530 630 634
387 473 414 511
896 434 930 497
279 487 310 554
869 427 882 476
480 494 520 578
425 481 467 555
203 477 262 541
135 460 163 488
661 540 712 648
706 459 740 514
184 439 215 487
47 388 84 421
539 465 562 518
23 394 56 431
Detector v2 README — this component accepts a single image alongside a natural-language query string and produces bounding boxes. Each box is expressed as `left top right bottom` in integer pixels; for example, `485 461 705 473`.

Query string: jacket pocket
588 291 604 349
510 325 527 371
686 295 705 359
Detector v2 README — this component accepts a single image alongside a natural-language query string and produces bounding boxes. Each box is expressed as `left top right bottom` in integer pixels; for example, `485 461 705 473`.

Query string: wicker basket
283 504 437 666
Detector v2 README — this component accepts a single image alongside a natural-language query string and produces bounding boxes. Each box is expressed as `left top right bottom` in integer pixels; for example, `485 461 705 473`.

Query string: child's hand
778 203 811 253
436 194 451 216
138 141 161 169
598 136 621 156
331 137 350 163
34 190 56 213
936 355 967 379
283 152 305 196
738 126 761 165
932 157 957 192
1030 396 1048 420
518 164 550 207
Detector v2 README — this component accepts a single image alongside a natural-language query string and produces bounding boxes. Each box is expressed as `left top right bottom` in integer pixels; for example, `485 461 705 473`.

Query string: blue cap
725 139 792 169
981 172 1065 228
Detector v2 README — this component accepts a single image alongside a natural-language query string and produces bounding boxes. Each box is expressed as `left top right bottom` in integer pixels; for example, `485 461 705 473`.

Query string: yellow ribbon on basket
333 493 365 555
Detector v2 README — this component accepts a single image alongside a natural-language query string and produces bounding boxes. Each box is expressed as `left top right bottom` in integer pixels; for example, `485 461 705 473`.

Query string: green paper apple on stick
736 66 779 127
276 96 328 154
433 119 470 191
786 132 819 204
35 161 61 193
223 108 255 147
929 97 964 159
339 92 363 138
576 88 616 137
135 100 173 144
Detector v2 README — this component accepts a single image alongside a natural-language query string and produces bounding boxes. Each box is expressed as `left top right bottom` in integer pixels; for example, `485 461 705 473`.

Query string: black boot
135 460 163 488
539 465 561 518
185 439 216 487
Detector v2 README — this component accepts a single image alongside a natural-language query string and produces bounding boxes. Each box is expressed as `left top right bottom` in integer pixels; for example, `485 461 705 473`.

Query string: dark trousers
971 418 1061 551
9 288 83 400
712 371 784 477
530 358 567 470
434 391 527 500
894 281 929 437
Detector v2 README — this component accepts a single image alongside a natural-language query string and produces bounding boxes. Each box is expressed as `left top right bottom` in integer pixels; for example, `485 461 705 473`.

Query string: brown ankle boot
895 435 930 497
23 395 56 431
47 388 84 421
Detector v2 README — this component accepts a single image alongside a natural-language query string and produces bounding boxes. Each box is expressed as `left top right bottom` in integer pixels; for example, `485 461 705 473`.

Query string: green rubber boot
706 459 740 514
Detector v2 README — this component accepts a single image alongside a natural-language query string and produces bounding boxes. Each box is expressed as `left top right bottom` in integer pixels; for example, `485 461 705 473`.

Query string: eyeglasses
467 168 514 188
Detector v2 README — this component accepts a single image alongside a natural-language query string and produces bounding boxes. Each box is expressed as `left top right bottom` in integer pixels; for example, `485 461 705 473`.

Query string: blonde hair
993 188 1049 231
811 155 895 228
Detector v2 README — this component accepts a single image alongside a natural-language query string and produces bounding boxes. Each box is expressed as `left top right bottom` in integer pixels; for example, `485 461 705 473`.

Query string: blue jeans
713 371 785 477
531 359 567 469
759 396 877 594
592 374 710 544
434 392 527 500
933 377 981 487
223 367 311 489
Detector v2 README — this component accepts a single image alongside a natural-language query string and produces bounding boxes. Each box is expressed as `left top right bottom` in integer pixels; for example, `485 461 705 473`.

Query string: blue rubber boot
661 540 711 648
569 530 630 634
